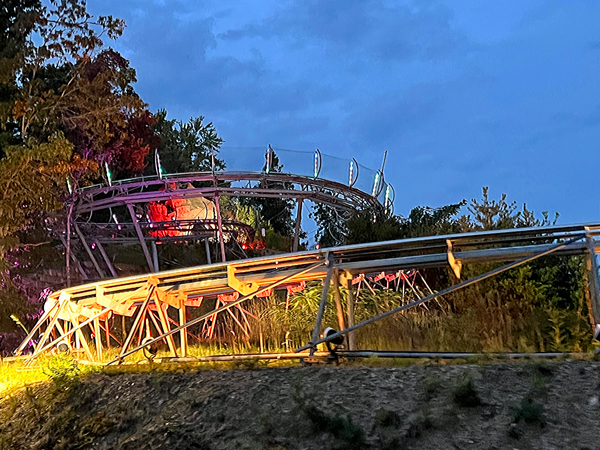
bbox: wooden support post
[214,194,227,262]
[309,253,334,356]
[153,296,178,357]
[332,269,345,331]
[293,199,303,252]
[204,238,212,264]
[345,273,356,351]
[74,223,106,278]
[179,301,188,357]
[95,240,117,277]
[127,203,156,273]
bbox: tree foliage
[150,109,224,175]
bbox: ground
[1,358,600,449]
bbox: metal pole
[345,274,356,350]
[585,230,600,332]
[204,238,212,264]
[60,235,88,280]
[293,199,303,252]
[93,317,103,361]
[332,269,345,331]
[127,203,156,272]
[309,253,334,355]
[214,194,227,262]
[66,202,73,286]
[73,223,106,278]
[179,300,188,357]
[95,239,117,277]
[151,241,160,272]
[297,235,585,352]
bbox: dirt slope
[2,359,600,450]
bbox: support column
[154,296,178,357]
[345,273,356,350]
[74,223,105,278]
[309,253,334,356]
[204,238,212,264]
[179,299,188,357]
[60,235,88,280]
[585,230,600,334]
[151,241,160,272]
[293,199,303,252]
[332,269,345,331]
[66,203,73,287]
[127,203,156,273]
[95,240,117,277]
[93,317,103,361]
[214,194,227,262]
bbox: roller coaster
[14,148,600,363]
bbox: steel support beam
[345,272,356,351]
[585,229,600,333]
[127,203,156,273]
[309,253,334,356]
[293,199,303,252]
[204,238,212,264]
[74,223,105,278]
[214,194,227,262]
[95,239,117,277]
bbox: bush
[511,397,545,426]
[452,375,482,407]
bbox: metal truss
[16,223,600,363]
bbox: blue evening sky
[89,0,600,225]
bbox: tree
[311,203,349,248]
[150,109,224,175]
[459,187,558,232]
[0,0,41,157]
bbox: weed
[303,404,366,449]
[375,408,401,427]
[424,374,439,401]
[510,397,545,426]
[293,383,366,450]
[452,374,482,407]
[43,353,81,389]
[405,408,434,439]
[531,374,547,395]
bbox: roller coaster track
[17,223,600,363]
[75,171,382,214]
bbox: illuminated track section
[16,223,600,363]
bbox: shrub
[452,374,482,407]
